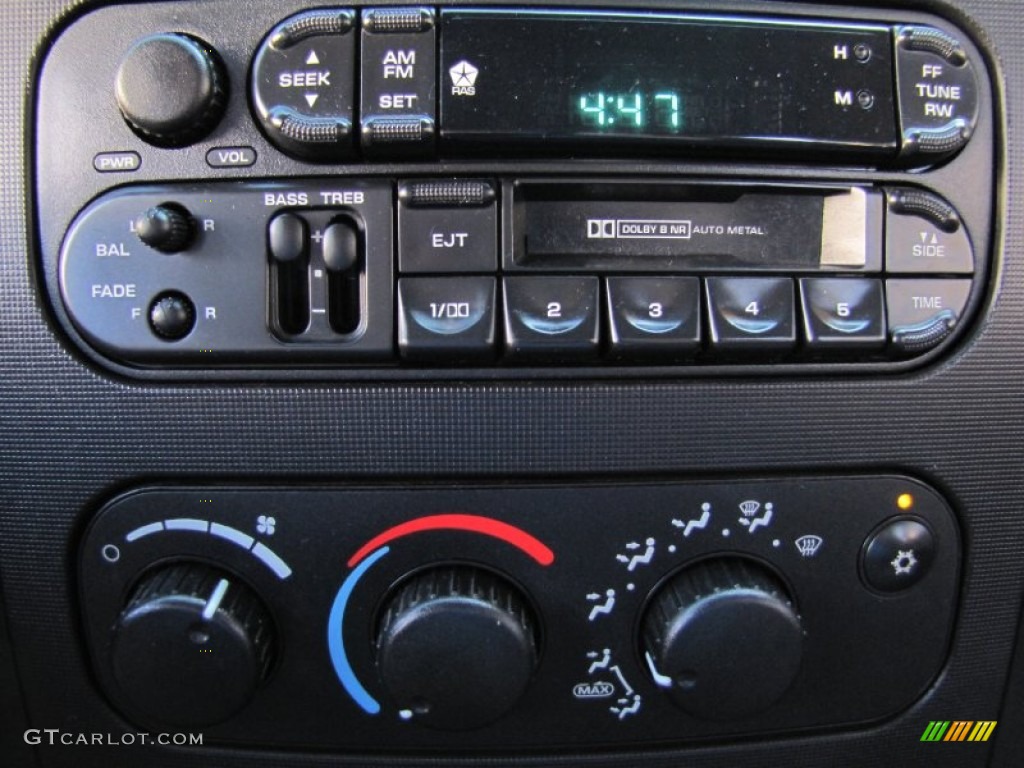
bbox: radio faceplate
[33,1,995,377]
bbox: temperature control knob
[115,33,227,146]
[375,566,538,730]
[110,562,274,727]
[642,558,802,720]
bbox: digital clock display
[576,92,683,131]
[440,10,897,155]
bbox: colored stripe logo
[921,721,997,742]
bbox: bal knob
[115,33,228,147]
[135,204,195,253]
[110,562,274,727]
[375,566,538,730]
[642,558,803,720]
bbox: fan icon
[256,515,276,536]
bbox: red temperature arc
[347,514,555,568]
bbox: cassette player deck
[33,1,995,376]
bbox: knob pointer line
[328,514,554,715]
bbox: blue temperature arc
[327,546,390,714]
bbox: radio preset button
[503,276,600,361]
[251,10,357,160]
[360,8,437,154]
[606,276,701,359]
[885,190,973,274]
[800,278,886,349]
[886,278,971,354]
[398,276,496,361]
[706,277,796,351]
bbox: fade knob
[115,33,228,147]
[110,562,274,727]
[375,566,538,730]
[642,558,803,720]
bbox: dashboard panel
[1,0,1023,767]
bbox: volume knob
[375,566,538,730]
[642,558,802,720]
[115,33,228,147]
[110,562,274,727]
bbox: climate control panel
[79,477,959,750]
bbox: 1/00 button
[398,277,496,362]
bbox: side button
[606,277,700,360]
[886,189,973,274]
[398,277,496,362]
[886,278,971,354]
[503,276,600,361]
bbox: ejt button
[398,186,497,273]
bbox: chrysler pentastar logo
[449,60,478,95]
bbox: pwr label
[587,219,692,239]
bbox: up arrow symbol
[306,50,320,66]
[305,93,320,108]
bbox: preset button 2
[503,276,600,361]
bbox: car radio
[33,1,994,376]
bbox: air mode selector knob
[375,566,538,730]
[110,562,275,727]
[642,558,802,720]
[115,33,228,147]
